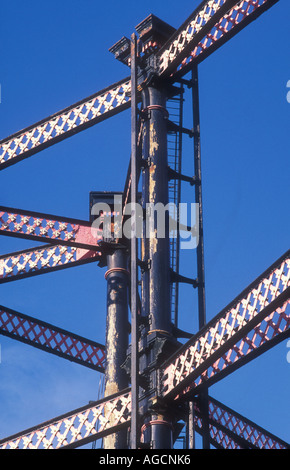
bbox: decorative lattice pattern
[194,300,290,392]
[0,77,131,169]
[0,207,101,250]
[194,396,289,449]
[159,0,276,77]
[207,397,289,449]
[0,306,106,372]
[0,244,100,283]
[161,251,290,399]
[158,0,232,75]
[0,389,131,449]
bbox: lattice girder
[157,0,238,76]
[161,251,290,401]
[0,305,106,372]
[0,389,131,449]
[0,244,101,284]
[0,206,102,251]
[160,0,279,79]
[0,77,131,170]
[194,396,290,449]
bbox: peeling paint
[150,122,159,155]
[149,163,157,203]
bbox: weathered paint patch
[150,122,159,155]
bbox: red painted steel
[0,305,106,372]
[1,387,288,449]
[0,244,101,284]
[158,0,279,78]
[0,206,102,250]
[207,397,289,449]
[0,0,285,450]
[0,389,131,449]
[0,1,278,173]
[158,0,238,76]
[0,77,131,170]
[195,396,289,449]
[161,251,290,400]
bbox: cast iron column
[141,83,173,449]
[103,248,129,449]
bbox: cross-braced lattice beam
[0,244,101,284]
[194,396,290,449]
[0,77,131,170]
[0,389,131,449]
[159,0,279,79]
[1,387,288,449]
[0,206,102,251]
[158,0,239,76]
[161,250,290,401]
[0,305,106,372]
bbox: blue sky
[0,0,289,448]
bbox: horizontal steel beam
[0,76,131,171]
[0,206,102,251]
[0,244,101,284]
[160,250,290,401]
[0,305,106,372]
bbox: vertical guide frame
[130,33,139,450]
[191,64,209,449]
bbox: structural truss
[0,0,288,451]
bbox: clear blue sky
[0,0,289,448]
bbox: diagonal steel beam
[0,1,279,172]
[159,0,279,79]
[0,386,288,449]
[160,250,290,401]
[158,0,239,77]
[0,388,131,449]
[192,299,290,393]
[0,244,101,284]
[0,206,102,251]
[0,76,131,171]
[194,396,289,449]
[0,305,106,372]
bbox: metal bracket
[168,167,200,186]
[167,119,194,137]
[138,258,151,273]
[170,269,198,288]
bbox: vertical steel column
[130,33,139,450]
[103,248,129,449]
[187,401,195,449]
[142,84,172,449]
[192,64,210,449]
[147,85,171,334]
